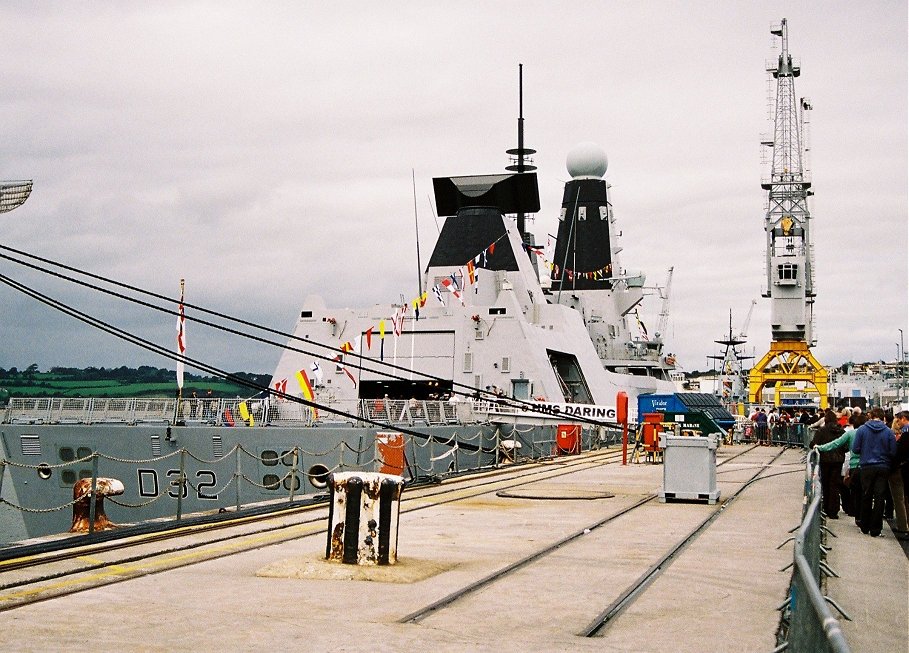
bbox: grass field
[0,370,267,400]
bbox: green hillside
[0,365,270,402]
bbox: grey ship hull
[0,410,591,543]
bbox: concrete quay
[2,445,906,652]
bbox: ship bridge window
[489,307,506,315]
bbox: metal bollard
[70,476,125,533]
[325,472,403,565]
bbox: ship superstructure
[546,143,676,386]
[271,162,677,409]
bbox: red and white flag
[393,305,407,337]
[332,355,357,388]
[441,277,463,305]
[176,279,186,389]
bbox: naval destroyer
[1,141,677,544]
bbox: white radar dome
[566,142,608,179]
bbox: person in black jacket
[892,410,909,539]
[810,409,846,518]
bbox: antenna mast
[506,63,537,246]
[412,169,423,299]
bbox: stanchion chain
[0,495,81,513]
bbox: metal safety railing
[774,448,851,653]
[734,420,810,448]
[2,397,476,428]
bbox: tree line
[0,365,271,396]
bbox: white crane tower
[748,18,828,408]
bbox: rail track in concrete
[396,444,796,638]
[0,446,625,610]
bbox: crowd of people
[810,406,909,540]
[747,405,823,444]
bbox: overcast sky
[0,1,906,378]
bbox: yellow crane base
[748,340,828,409]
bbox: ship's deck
[1,444,905,652]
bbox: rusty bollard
[326,472,403,565]
[70,477,125,533]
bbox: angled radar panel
[433,173,540,217]
[0,180,33,213]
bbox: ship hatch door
[547,350,593,404]
[512,378,531,400]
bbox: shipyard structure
[748,18,828,408]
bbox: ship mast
[505,63,537,250]
[748,18,828,408]
[710,304,755,410]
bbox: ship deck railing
[3,396,633,430]
[357,398,464,426]
[2,397,483,428]
[3,397,183,426]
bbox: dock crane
[738,299,756,341]
[748,18,828,408]
[654,266,673,342]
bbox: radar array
[0,180,33,213]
